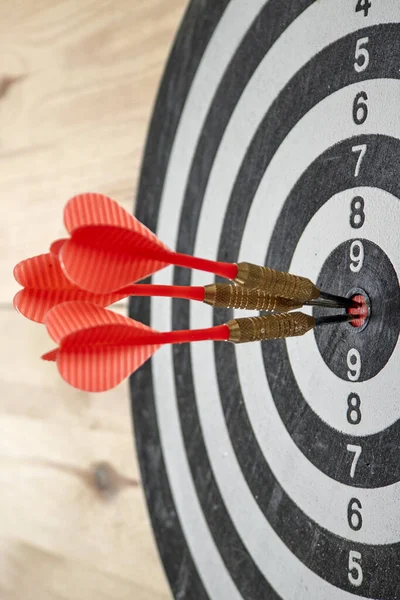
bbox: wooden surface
[0,1,187,598]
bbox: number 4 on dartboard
[356,0,372,17]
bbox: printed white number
[350,240,364,273]
[348,550,363,587]
[352,144,367,177]
[354,37,370,73]
[347,348,361,381]
[347,444,362,479]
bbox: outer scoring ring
[132,1,400,599]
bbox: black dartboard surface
[130,1,400,598]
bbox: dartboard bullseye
[130,1,400,598]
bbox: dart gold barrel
[227,312,316,344]
[203,284,303,312]
[234,262,320,303]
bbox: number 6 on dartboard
[348,498,363,531]
[353,92,368,125]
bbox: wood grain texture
[1,1,187,598]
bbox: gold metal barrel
[227,312,316,344]
[203,284,303,312]
[234,262,320,303]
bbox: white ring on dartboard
[223,93,400,546]
[151,1,270,598]
[188,19,399,487]
[222,135,399,490]
[287,188,399,436]
[137,1,400,599]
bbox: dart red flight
[41,302,325,392]
[58,193,325,305]
[42,302,227,392]
[57,192,237,293]
[13,253,130,323]
[13,252,211,324]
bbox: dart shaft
[170,251,238,280]
[122,284,205,302]
[123,325,230,346]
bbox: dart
[13,252,314,324]
[57,193,354,309]
[42,302,355,392]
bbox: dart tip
[316,291,362,310]
[315,314,356,327]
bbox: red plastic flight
[13,253,128,323]
[13,252,206,323]
[59,193,238,293]
[43,303,228,392]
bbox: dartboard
[129,1,400,598]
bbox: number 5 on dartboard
[354,37,369,73]
[348,551,363,587]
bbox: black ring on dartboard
[261,135,400,489]
[131,1,230,599]
[131,3,400,600]
[172,25,400,600]
[313,238,399,381]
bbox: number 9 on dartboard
[131,1,400,598]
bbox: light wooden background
[0,1,187,598]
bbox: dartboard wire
[135,3,400,600]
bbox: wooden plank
[0,0,189,597]
[0,308,171,599]
[0,539,168,600]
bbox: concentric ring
[132,1,400,599]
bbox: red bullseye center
[347,294,369,328]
